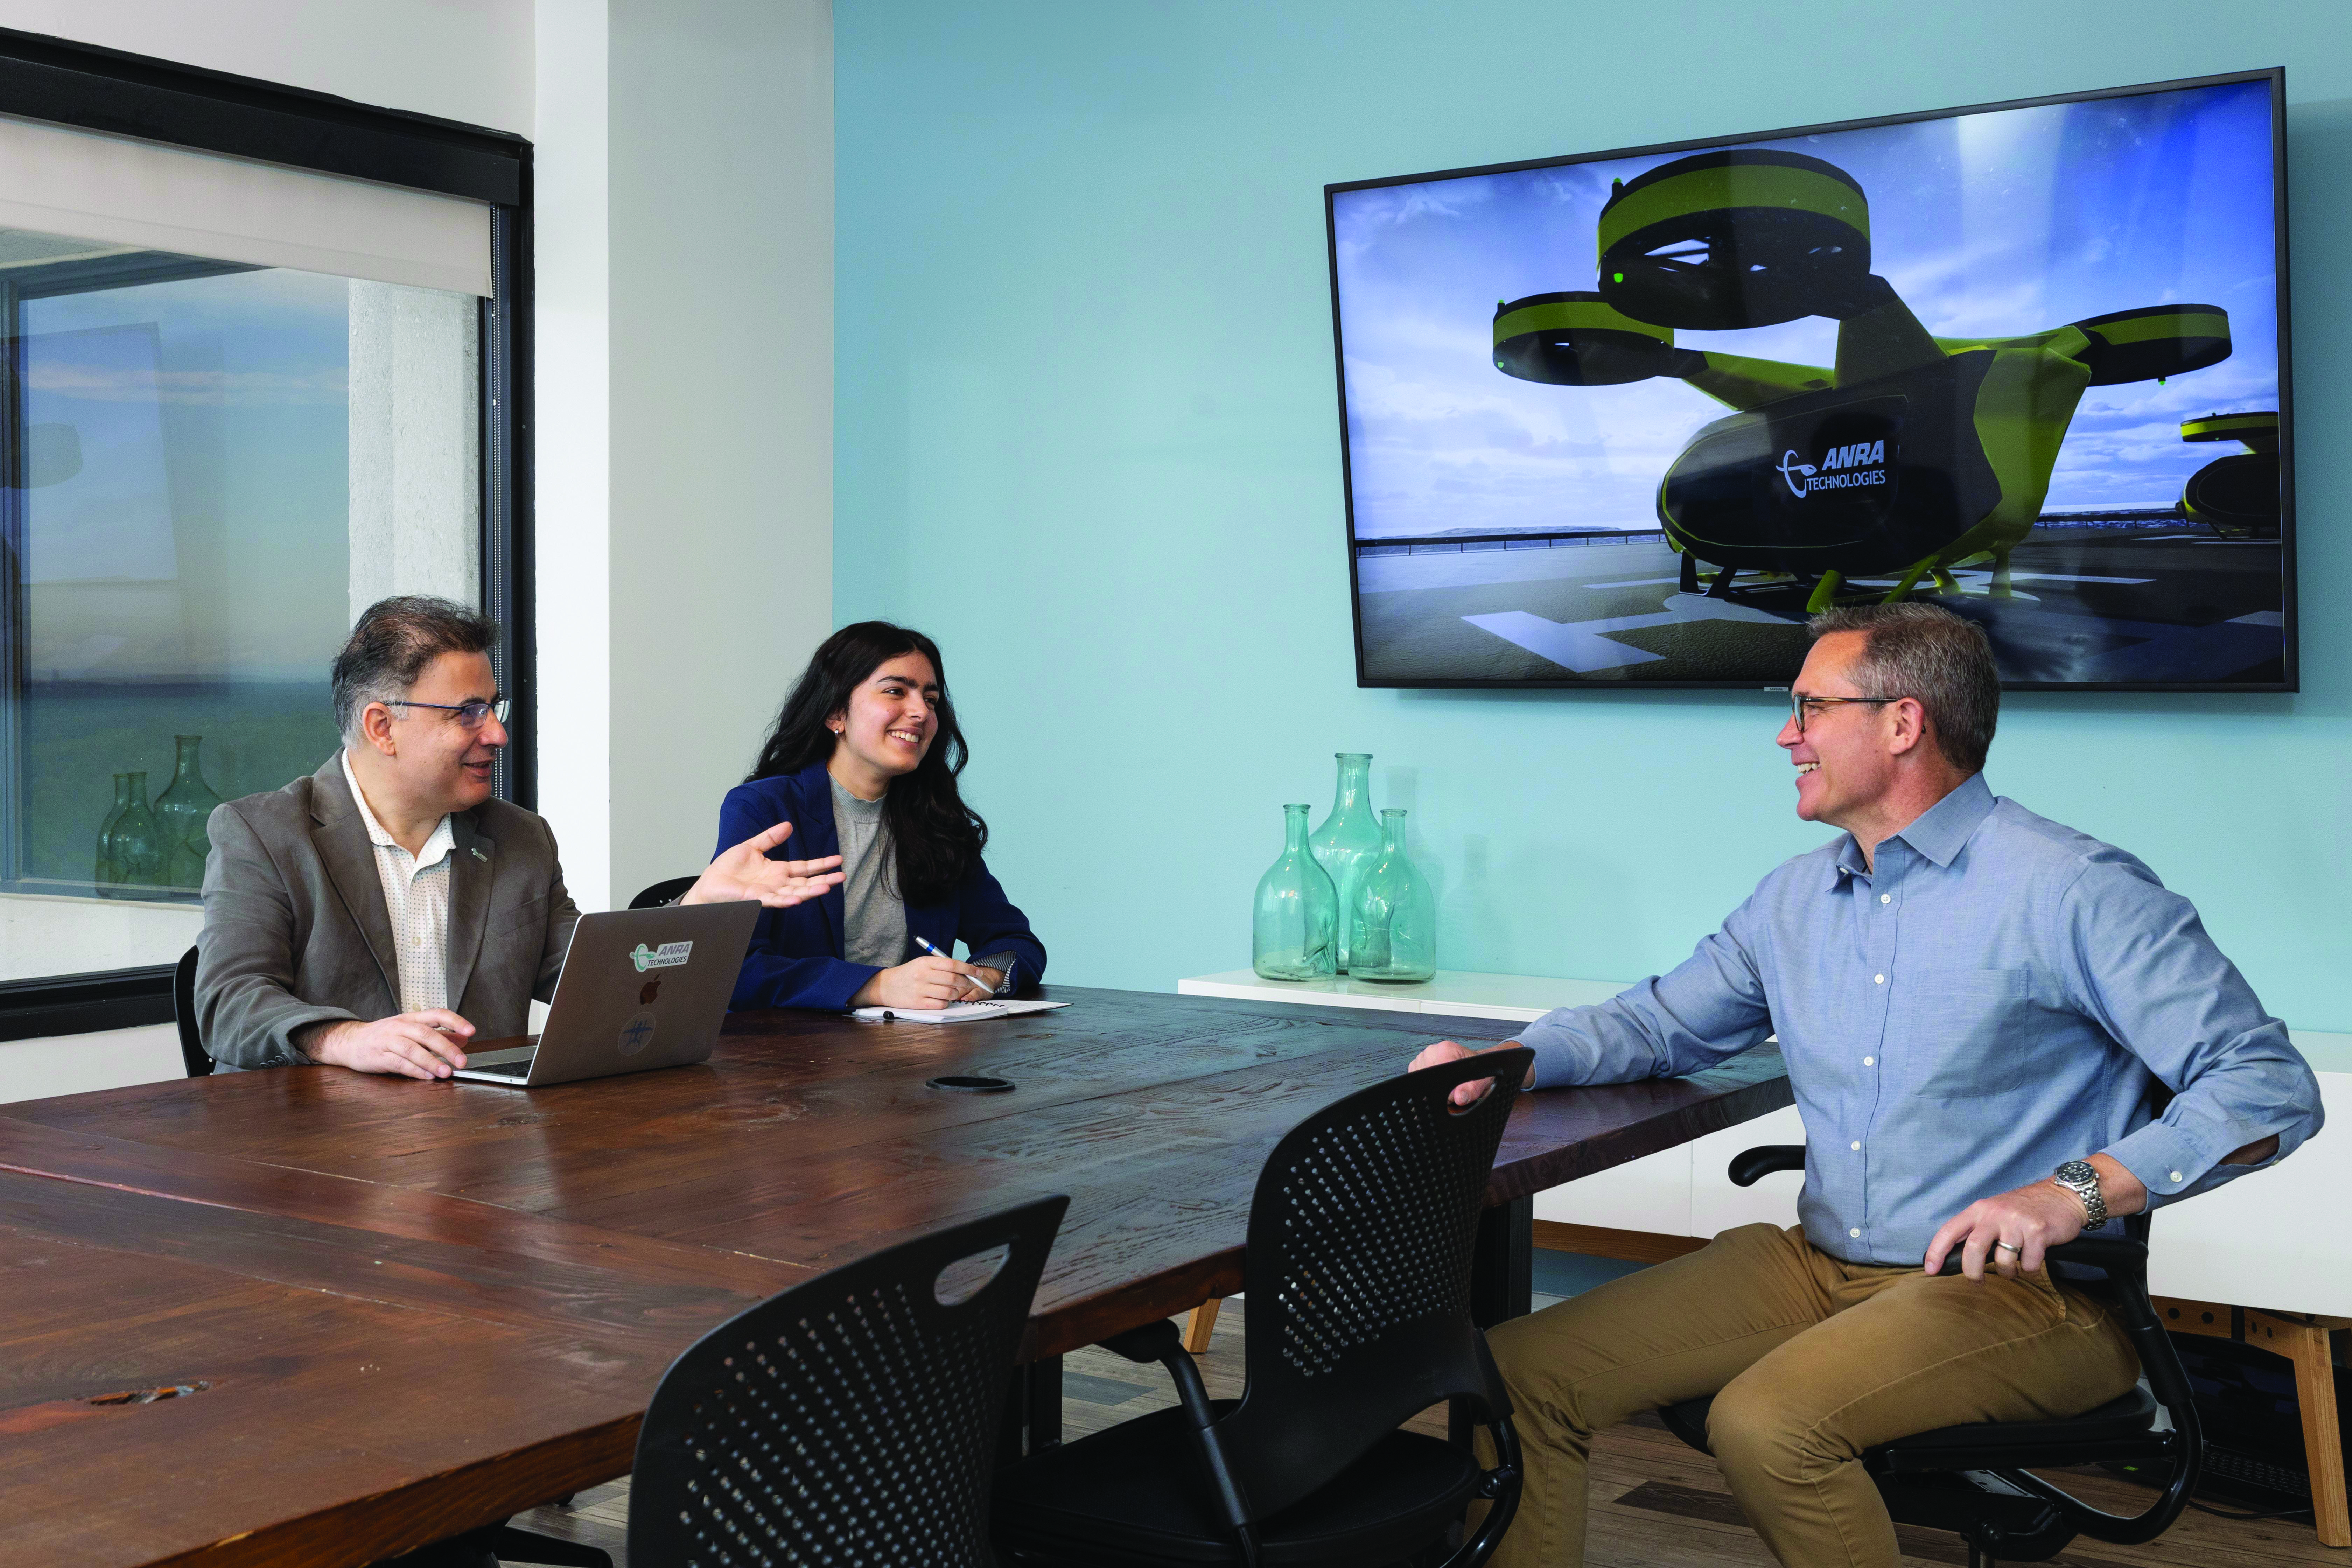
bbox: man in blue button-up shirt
[1418,603,2323,1568]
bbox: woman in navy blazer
[718,621,1045,1012]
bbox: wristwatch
[2051,1160,2107,1228]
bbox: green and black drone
[1493,149,2238,609]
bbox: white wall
[533,0,616,911]
[0,1023,185,1106]
[0,1,535,132]
[606,0,835,904]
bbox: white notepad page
[849,999,1071,1024]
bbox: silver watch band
[2052,1159,2107,1228]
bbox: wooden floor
[504,1298,2344,1567]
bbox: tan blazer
[194,754,580,1070]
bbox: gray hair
[331,595,498,740]
[1806,602,1998,774]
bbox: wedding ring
[1993,1241,2021,1255]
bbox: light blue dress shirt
[1518,773,2325,1265]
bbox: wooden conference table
[0,987,1790,1568]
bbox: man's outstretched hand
[1408,1039,1534,1106]
[683,820,846,908]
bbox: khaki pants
[1480,1223,2139,1568]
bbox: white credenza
[1178,968,2352,1317]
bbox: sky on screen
[1331,79,2278,539]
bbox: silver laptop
[452,902,760,1087]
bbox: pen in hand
[913,934,995,1000]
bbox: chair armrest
[1729,1146,1806,1186]
[2045,1236,2149,1279]
[1088,1318,1253,1538]
[1100,1319,1186,1365]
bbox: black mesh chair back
[1212,1048,1534,1522]
[630,875,701,910]
[173,946,213,1077]
[630,1194,1069,1568]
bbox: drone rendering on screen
[1491,148,2235,611]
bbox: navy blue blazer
[717,762,1046,1011]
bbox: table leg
[1184,1297,1223,1353]
[1455,1195,1534,1450]
[2282,1321,2346,1547]
[1471,1194,1534,1329]
[997,1356,1064,1467]
[1029,1354,1063,1453]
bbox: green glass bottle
[1253,803,1339,981]
[1308,752,1381,971]
[94,772,132,896]
[1347,808,1437,983]
[112,771,166,895]
[156,734,225,890]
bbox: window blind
[0,110,491,296]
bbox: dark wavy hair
[332,595,497,740]
[746,622,986,904]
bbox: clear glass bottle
[112,771,166,895]
[1347,808,1437,983]
[94,772,132,896]
[1308,752,1381,971]
[156,734,224,889]
[1253,803,1340,981]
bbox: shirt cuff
[969,951,1019,995]
[2100,1118,2220,1207]
[1514,1007,1603,1089]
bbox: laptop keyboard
[468,1059,532,1079]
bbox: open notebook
[849,999,1071,1025]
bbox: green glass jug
[1252,804,1340,981]
[1347,808,1437,983]
[1308,752,1381,972]
[156,734,225,889]
[94,772,132,895]
[112,771,166,895]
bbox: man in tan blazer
[197,596,842,1077]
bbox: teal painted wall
[835,2,2352,1026]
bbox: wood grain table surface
[0,986,1790,1568]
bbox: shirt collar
[341,750,455,869]
[1892,772,1995,867]
[1822,772,1995,887]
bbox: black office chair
[628,1193,1071,1567]
[1658,1146,2201,1568]
[628,876,699,910]
[991,1049,1536,1568]
[172,945,213,1077]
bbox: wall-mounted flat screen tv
[1326,70,2294,691]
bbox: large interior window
[0,29,529,1032]
[0,234,482,983]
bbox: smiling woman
[715,622,1048,1014]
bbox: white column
[532,0,615,913]
[347,279,481,623]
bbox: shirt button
[1850,1228,1861,1238]
[2170,1171,2184,1182]
[1880,893,1890,904]
[1874,974,1885,984]
[1863,1056,1874,1066]
[1850,1141,1862,1151]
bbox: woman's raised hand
[683,820,845,908]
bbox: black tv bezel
[1324,67,2296,695]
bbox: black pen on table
[913,934,995,1000]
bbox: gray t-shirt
[832,778,909,969]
